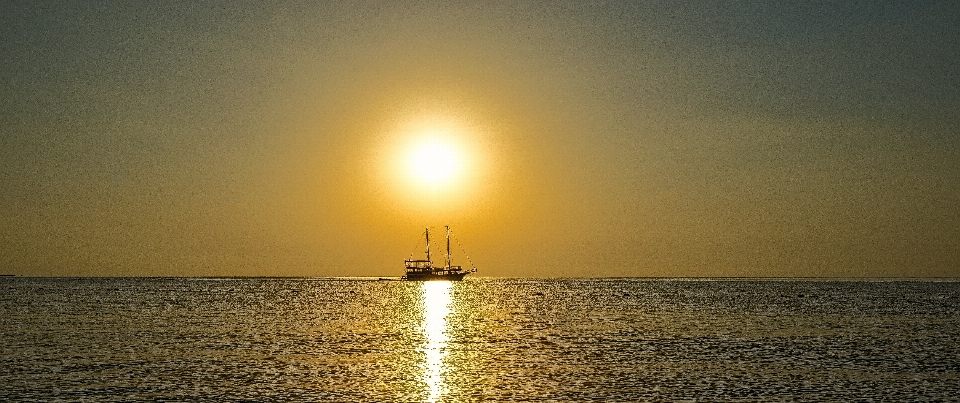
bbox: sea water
[2,277,959,401]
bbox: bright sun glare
[382,120,486,211]
[406,137,464,189]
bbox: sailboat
[403,226,477,281]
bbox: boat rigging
[403,226,477,281]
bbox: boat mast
[425,227,431,264]
[445,225,452,269]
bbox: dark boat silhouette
[403,226,477,281]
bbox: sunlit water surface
[3,278,959,401]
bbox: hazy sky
[3,1,959,277]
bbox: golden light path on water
[420,281,453,402]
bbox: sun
[405,136,465,189]
[377,118,488,213]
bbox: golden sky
[2,1,959,277]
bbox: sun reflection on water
[420,281,452,402]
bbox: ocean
[2,277,959,401]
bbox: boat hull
[403,272,470,281]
